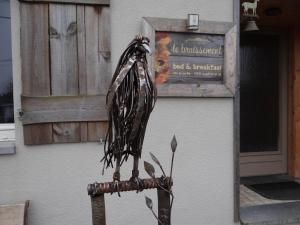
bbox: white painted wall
[0,0,236,225]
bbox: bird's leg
[112,158,121,197]
[130,155,144,192]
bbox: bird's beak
[142,43,152,55]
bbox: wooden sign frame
[142,17,237,97]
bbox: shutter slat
[21,3,53,145]
[88,122,108,142]
[20,0,110,5]
[49,4,81,143]
[77,5,88,141]
[49,4,78,96]
[53,123,81,143]
[21,95,107,124]
[85,6,110,142]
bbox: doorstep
[240,201,300,225]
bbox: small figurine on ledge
[242,0,259,17]
[241,0,260,32]
[102,35,157,195]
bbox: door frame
[233,0,240,222]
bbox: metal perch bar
[87,177,172,196]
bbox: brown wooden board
[20,2,110,145]
[20,0,109,5]
[21,95,107,124]
[49,3,80,143]
[20,3,53,145]
[77,5,88,141]
[143,17,237,97]
[85,6,110,142]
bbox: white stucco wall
[0,0,235,225]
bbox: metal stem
[169,152,175,180]
[159,164,167,178]
[151,208,164,225]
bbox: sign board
[155,32,225,85]
[143,17,237,97]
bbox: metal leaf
[144,161,155,178]
[150,152,161,166]
[171,135,177,152]
[145,196,153,209]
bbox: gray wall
[0,0,236,225]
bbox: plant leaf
[150,152,161,166]
[144,161,155,178]
[171,135,177,152]
[145,196,153,209]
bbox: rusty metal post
[157,188,171,225]
[90,194,106,225]
[88,184,106,225]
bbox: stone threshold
[240,201,300,225]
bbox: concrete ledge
[0,141,16,155]
[241,201,300,225]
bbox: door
[240,31,288,177]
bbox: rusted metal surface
[91,194,106,225]
[157,188,171,225]
[87,177,172,196]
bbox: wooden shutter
[20,0,110,145]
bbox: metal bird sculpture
[102,35,157,192]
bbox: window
[0,0,15,154]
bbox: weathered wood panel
[21,95,107,124]
[50,4,78,95]
[77,5,88,141]
[20,2,110,144]
[53,122,81,143]
[88,121,108,142]
[224,25,237,95]
[98,7,111,60]
[85,6,110,95]
[23,124,53,145]
[20,0,110,5]
[0,201,29,225]
[77,5,87,95]
[21,3,53,145]
[49,4,80,143]
[85,6,110,141]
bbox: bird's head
[134,35,152,55]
